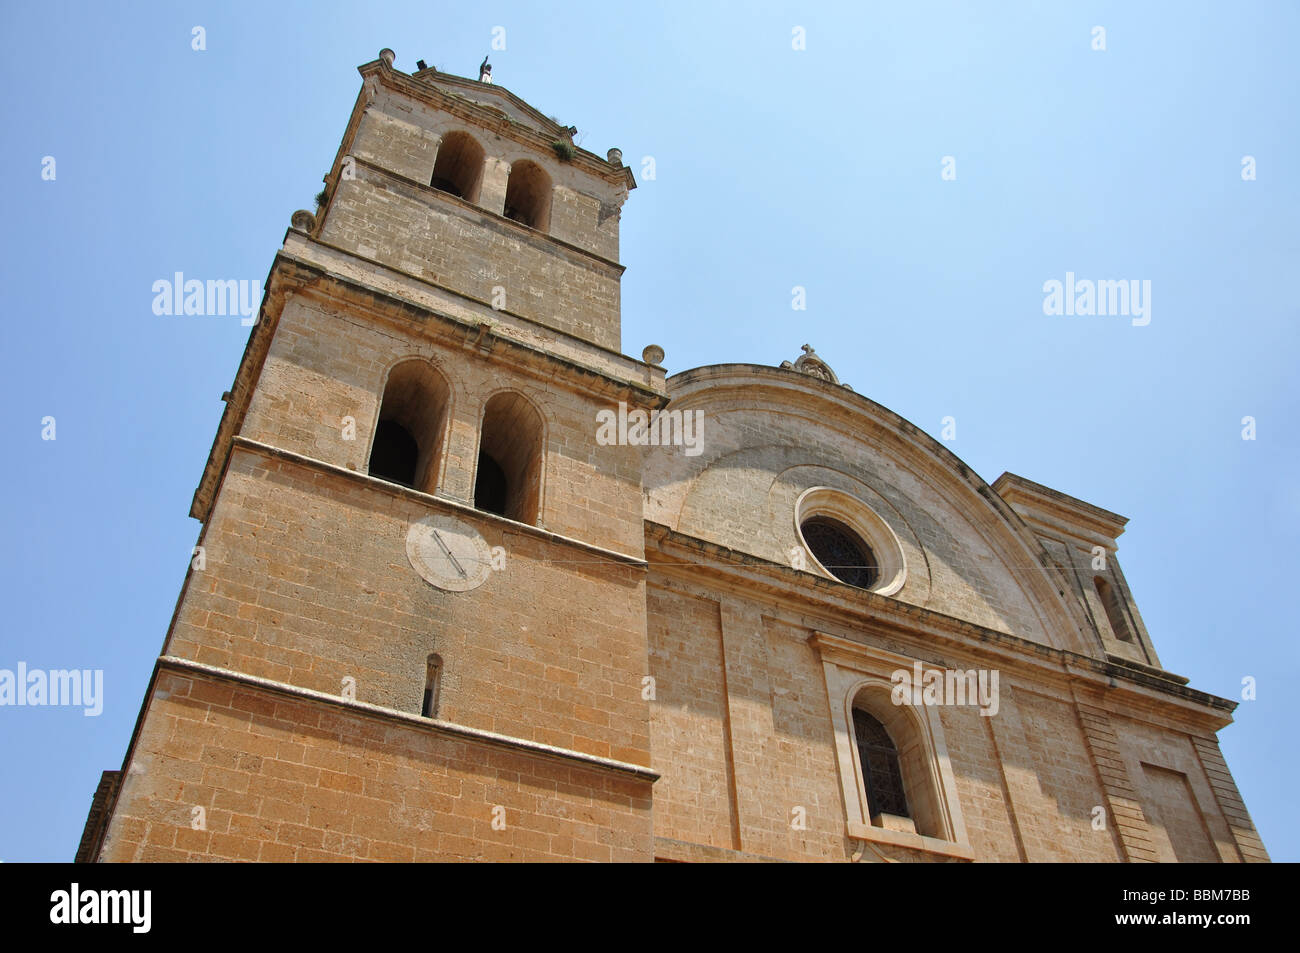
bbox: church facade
[78,52,1268,863]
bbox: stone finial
[642,344,665,366]
[607,148,623,167]
[780,343,850,389]
[290,210,317,232]
[379,48,396,68]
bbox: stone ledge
[344,154,627,273]
[846,821,975,860]
[231,436,649,569]
[993,471,1128,548]
[157,655,660,783]
[360,58,637,191]
[645,523,1237,726]
[278,232,664,398]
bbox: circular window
[800,516,878,589]
[794,487,907,596]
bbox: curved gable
[644,364,1096,653]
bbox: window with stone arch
[474,391,544,525]
[847,684,948,839]
[430,130,486,202]
[810,632,973,859]
[502,159,552,232]
[853,707,910,821]
[367,359,451,495]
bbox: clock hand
[431,529,468,578]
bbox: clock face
[406,514,494,592]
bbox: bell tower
[83,50,666,863]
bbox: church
[77,51,1268,863]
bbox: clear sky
[1,1,1295,862]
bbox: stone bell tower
[81,50,666,863]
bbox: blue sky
[1,1,1295,862]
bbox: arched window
[473,453,508,516]
[430,131,485,202]
[475,392,543,524]
[853,708,910,820]
[1094,576,1134,643]
[369,419,418,488]
[502,160,552,232]
[368,359,450,494]
[815,639,974,859]
[848,686,946,840]
[421,654,443,718]
[801,515,878,589]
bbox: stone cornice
[279,230,659,392]
[643,521,1236,732]
[190,242,667,523]
[158,655,659,782]
[188,258,288,522]
[343,154,628,275]
[666,364,1102,656]
[992,471,1128,549]
[359,58,637,192]
[232,437,650,568]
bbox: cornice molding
[992,471,1128,548]
[358,58,637,191]
[157,655,659,781]
[340,155,628,274]
[665,364,1102,655]
[643,521,1235,732]
[231,437,650,568]
[190,245,667,523]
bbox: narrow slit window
[421,655,443,718]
